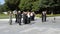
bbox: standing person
[32,12,35,21]
[45,11,47,22]
[17,11,22,25]
[30,12,33,21]
[42,11,45,22]
[9,11,12,25]
[23,12,27,24]
[42,11,46,22]
[27,12,31,24]
[13,10,18,23]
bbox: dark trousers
[30,16,33,21]
[42,16,46,22]
[23,19,27,24]
[17,18,19,23]
[32,15,35,21]
[45,16,46,21]
[15,14,17,23]
[27,18,30,24]
[18,18,21,25]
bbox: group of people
[9,10,47,25]
[15,11,35,25]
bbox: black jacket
[17,13,22,19]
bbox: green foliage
[5,0,20,11]
[40,0,60,8]
[3,0,60,12]
[0,3,9,13]
[32,0,40,11]
[19,0,32,11]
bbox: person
[42,11,44,22]
[27,12,31,24]
[44,11,46,21]
[23,12,27,24]
[9,11,12,25]
[17,11,22,25]
[42,11,46,22]
[30,12,33,21]
[32,12,35,21]
[13,10,18,23]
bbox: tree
[4,0,60,13]
[5,0,20,11]
[0,4,7,13]
[19,0,32,11]
[32,0,40,11]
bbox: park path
[0,17,60,34]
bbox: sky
[0,0,5,4]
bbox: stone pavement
[0,17,60,34]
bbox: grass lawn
[0,14,15,19]
[0,14,60,19]
[36,14,60,18]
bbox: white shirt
[13,10,17,14]
[27,13,30,18]
[31,13,33,16]
[42,11,46,15]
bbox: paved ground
[0,17,60,34]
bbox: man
[23,12,27,24]
[17,11,22,25]
[9,11,12,25]
[32,12,35,21]
[42,11,46,22]
[13,10,18,23]
[44,11,47,21]
[27,12,31,24]
[30,12,33,21]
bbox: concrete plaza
[0,17,60,34]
